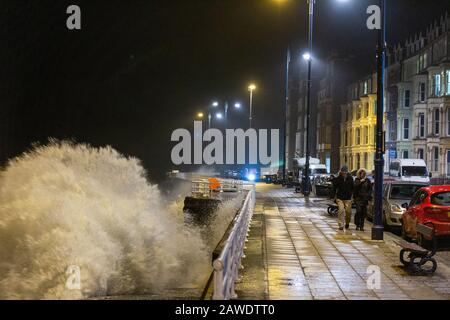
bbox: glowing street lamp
[216,112,223,120]
[197,112,204,119]
[234,103,241,109]
[248,84,256,129]
[302,52,311,61]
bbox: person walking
[353,169,373,231]
[331,166,354,231]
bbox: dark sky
[1,0,449,181]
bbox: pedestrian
[331,166,354,231]
[353,168,373,231]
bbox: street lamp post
[372,0,386,241]
[283,48,291,183]
[248,84,256,129]
[302,0,315,197]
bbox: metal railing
[212,186,255,300]
[191,179,244,198]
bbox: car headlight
[390,204,404,214]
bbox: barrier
[212,186,255,300]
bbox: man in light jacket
[331,166,354,230]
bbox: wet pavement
[235,184,450,300]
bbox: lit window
[447,70,450,95]
[435,74,442,96]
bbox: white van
[389,159,431,183]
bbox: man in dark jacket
[331,166,354,230]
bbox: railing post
[213,260,225,300]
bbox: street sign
[389,149,397,159]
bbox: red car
[402,185,450,246]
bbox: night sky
[1,0,449,182]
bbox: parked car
[312,174,334,197]
[367,181,429,229]
[402,185,450,246]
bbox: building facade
[340,74,378,172]
[338,14,450,179]
[316,53,355,173]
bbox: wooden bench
[396,223,438,276]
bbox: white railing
[191,179,243,198]
[212,186,255,300]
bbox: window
[435,74,442,96]
[410,190,428,207]
[356,154,361,169]
[448,110,450,136]
[403,118,409,140]
[419,83,426,102]
[418,113,425,138]
[431,192,450,206]
[356,105,362,119]
[356,128,361,145]
[402,150,409,159]
[417,148,424,160]
[404,90,410,107]
[345,130,348,146]
[447,150,450,176]
[434,109,440,135]
[365,103,369,117]
[433,147,439,172]
[390,185,426,200]
[365,126,369,144]
[364,153,368,169]
[447,70,450,95]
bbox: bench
[396,223,438,276]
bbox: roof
[391,159,427,166]
[423,185,450,193]
[384,180,430,186]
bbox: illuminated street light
[216,112,223,120]
[248,84,256,128]
[197,112,204,119]
[234,103,241,109]
[212,101,219,107]
[302,52,311,61]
